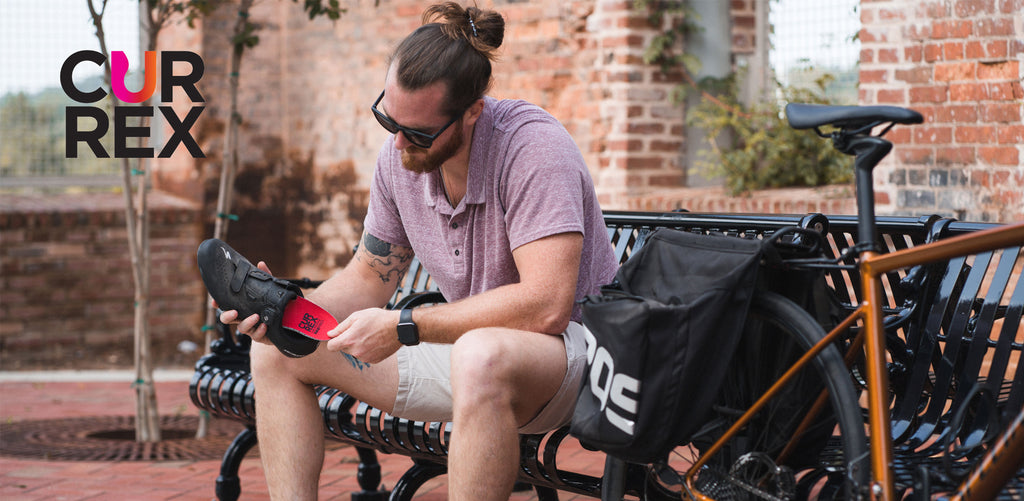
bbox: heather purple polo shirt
[363,97,617,322]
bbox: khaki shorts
[391,322,587,435]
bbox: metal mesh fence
[769,0,860,104]
[1,0,140,188]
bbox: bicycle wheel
[644,290,869,500]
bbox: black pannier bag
[570,228,763,463]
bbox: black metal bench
[859,217,1024,497]
[189,210,1023,500]
[801,214,1023,498]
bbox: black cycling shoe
[197,238,318,358]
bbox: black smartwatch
[397,308,420,346]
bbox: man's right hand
[217,260,273,343]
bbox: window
[769,0,860,104]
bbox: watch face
[398,324,419,345]
[398,309,419,346]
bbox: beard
[401,122,465,174]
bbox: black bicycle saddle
[786,103,923,130]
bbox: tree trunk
[88,0,161,442]
[131,155,158,442]
[197,0,255,439]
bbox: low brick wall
[0,192,205,370]
[627,185,858,215]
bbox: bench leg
[601,456,626,501]
[352,446,390,501]
[534,485,560,501]
[216,426,258,501]
[389,459,446,501]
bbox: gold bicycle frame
[684,221,1024,501]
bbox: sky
[0,0,141,97]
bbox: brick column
[860,0,1023,222]
[589,0,686,207]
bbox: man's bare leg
[252,341,325,500]
[447,328,568,501]
[250,339,401,500]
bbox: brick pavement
[0,373,605,500]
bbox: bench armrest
[391,291,447,310]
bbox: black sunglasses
[371,91,459,149]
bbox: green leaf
[679,53,701,78]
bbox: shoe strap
[230,260,251,293]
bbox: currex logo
[61,49,205,159]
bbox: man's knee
[250,341,300,381]
[451,328,514,394]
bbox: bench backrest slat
[888,243,1023,448]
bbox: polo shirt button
[454,249,460,256]
[451,222,458,229]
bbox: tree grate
[0,415,250,461]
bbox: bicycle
[601,104,1024,500]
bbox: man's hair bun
[423,2,504,61]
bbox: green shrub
[685,75,852,195]
[635,0,853,195]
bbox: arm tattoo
[363,232,393,257]
[357,232,413,284]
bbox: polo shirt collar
[464,96,494,206]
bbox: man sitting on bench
[217,2,617,499]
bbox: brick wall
[0,193,204,369]
[628,185,858,214]
[859,0,1023,222]
[10,1,1018,369]
[154,0,768,278]
[151,0,1021,279]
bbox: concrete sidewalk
[0,371,602,500]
